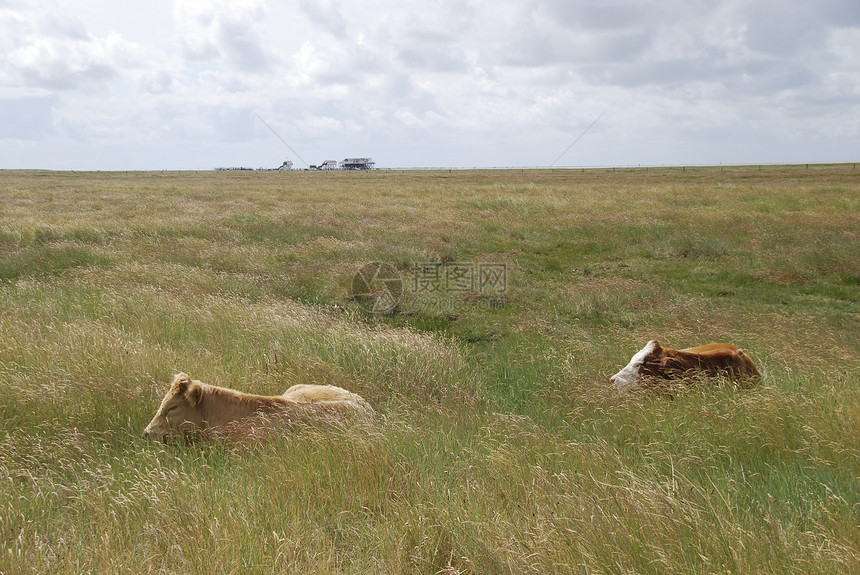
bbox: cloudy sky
[1,0,858,170]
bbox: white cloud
[3,10,118,91]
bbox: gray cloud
[0,96,55,139]
[138,70,175,94]
[297,0,348,38]
[742,2,830,56]
[217,19,269,72]
[396,46,469,73]
[538,0,674,30]
[0,0,858,169]
[174,0,270,72]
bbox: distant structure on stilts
[339,158,375,170]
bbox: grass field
[0,165,858,574]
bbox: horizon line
[1,161,857,173]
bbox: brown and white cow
[610,340,760,388]
[144,373,375,441]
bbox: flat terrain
[0,166,858,574]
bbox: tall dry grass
[0,166,857,573]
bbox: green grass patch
[0,245,112,281]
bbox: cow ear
[173,373,192,393]
[187,382,203,406]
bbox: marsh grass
[0,166,857,573]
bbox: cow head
[144,373,206,441]
[610,340,664,388]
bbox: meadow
[0,165,857,574]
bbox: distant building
[340,157,375,170]
[320,160,338,170]
[278,160,293,170]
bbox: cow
[144,373,375,442]
[610,340,760,389]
